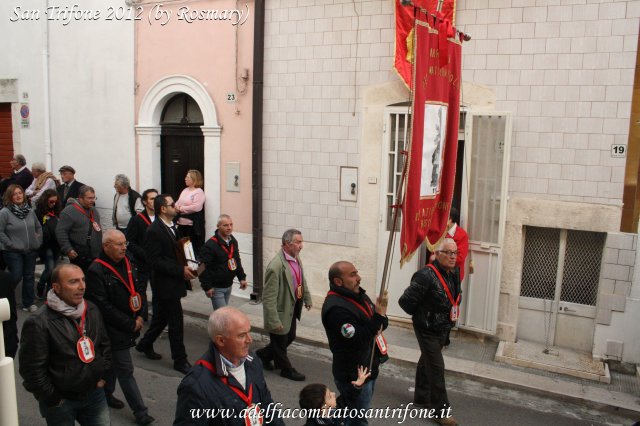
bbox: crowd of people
[0,153,466,426]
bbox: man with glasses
[85,229,154,425]
[135,194,196,375]
[399,238,461,426]
[56,185,103,273]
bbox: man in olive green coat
[256,229,312,381]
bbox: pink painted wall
[135,0,254,233]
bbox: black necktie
[63,183,69,199]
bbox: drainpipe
[251,0,265,302]
[43,0,53,170]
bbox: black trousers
[138,297,187,362]
[413,326,450,412]
[257,299,302,372]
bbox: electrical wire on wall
[351,0,360,117]
[234,0,249,115]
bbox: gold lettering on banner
[413,201,450,229]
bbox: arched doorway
[160,93,204,199]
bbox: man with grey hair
[256,229,312,381]
[0,153,33,195]
[56,185,102,273]
[25,162,59,206]
[174,307,284,425]
[112,174,143,232]
[399,238,461,426]
[199,214,248,310]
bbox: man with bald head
[321,261,388,426]
[399,238,461,426]
[174,307,284,425]
[86,229,153,425]
[19,263,111,425]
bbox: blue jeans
[210,286,232,310]
[334,378,376,426]
[38,387,110,426]
[4,250,38,308]
[105,348,148,419]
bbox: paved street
[10,310,634,425]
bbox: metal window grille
[520,226,604,307]
[520,226,560,300]
[560,230,605,306]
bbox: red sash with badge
[94,257,142,312]
[72,203,101,232]
[73,303,96,363]
[287,260,304,300]
[211,236,237,271]
[427,264,461,321]
[326,291,388,356]
[137,212,151,226]
[196,360,263,426]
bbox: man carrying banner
[399,238,460,426]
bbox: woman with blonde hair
[175,169,205,251]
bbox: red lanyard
[427,264,460,307]
[326,291,373,318]
[46,211,56,217]
[195,360,254,406]
[71,303,88,337]
[72,204,95,224]
[286,260,301,286]
[94,257,136,296]
[137,213,151,226]
[211,237,234,260]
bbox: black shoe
[105,394,125,409]
[174,360,192,375]
[135,414,155,425]
[256,352,274,371]
[136,344,162,360]
[280,368,305,381]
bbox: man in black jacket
[174,306,284,426]
[399,238,461,426]
[321,261,388,426]
[0,154,34,195]
[85,229,154,425]
[125,188,158,316]
[57,165,85,206]
[135,194,196,374]
[199,214,248,310]
[19,263,111,426]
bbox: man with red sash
[85,229,154,425]
[321,261,388,426]
[399,238,461,426]
[125,188,158,316]
[19,263,111,425]
[256,229,312,381]
[174,307,284,426]
[56,185,103,273]
[199,214,248,310]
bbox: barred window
[520,226,604,306]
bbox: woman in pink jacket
[175,169,205,252]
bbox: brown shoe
[435,416,458,426]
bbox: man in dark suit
[57,165,85,205]
[135,194,196,374]
[0,154,34,195]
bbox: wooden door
[160,125,204,199]
[0,104,14,179]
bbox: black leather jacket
[398,260,461,335]
[198,230,247,290]
[19,301,111,405]
[85,252,148,349]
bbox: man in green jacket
[256,229,312,381]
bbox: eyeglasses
[438,250,458,257]
[167,203,176,208]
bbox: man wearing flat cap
[57,166,85,206]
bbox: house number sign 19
[611,144,627,158]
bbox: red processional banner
[400,14,462,263]
[394,0,457,88]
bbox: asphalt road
[9,309,635,425]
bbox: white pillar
[0,298,18,426]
